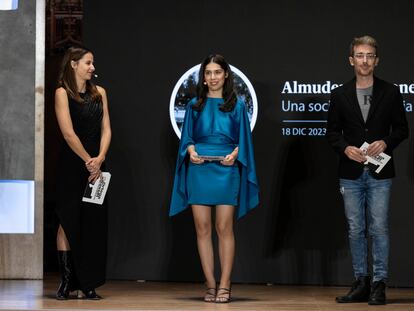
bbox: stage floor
[1,277,414,311]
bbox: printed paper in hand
[360,142,391,174]
[82,172,111,205]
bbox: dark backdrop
[81,0,414,286]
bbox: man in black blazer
[327,35,408,305]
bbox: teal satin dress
[169,97,259,219]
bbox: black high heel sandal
[215,287,231,303]
[204,287,216,303]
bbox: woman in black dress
[54,46,111,300]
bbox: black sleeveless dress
[55,91,107,291]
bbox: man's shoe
[368,280,386,305]
[336,276,371,303]
[82,289,103,300]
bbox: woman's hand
[85,156,104,173]
[221,154,236,166]
[221,147,238,166]
[189,151,204,164]
[188,145,204,164]
[88,169,102,183]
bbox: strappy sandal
[204,287,216,303]
[215,287,231,303]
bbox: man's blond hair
[349,35,378,56]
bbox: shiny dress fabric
[55,91,107,290]
[169,97,259,219]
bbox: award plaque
[197,155,226,161]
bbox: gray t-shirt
[356,86,373,122]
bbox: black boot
[368,280,386,305]
[336,276,371,303]
[56,251,73,300]
[82,289,103,300]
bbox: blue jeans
[340,169,392,282]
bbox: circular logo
[169,64,258,138]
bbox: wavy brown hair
[58,46,102,103]
[192,54,237,112]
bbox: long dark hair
[192,54,237,112]
[58,46,102,103]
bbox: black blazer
[326,76,409,179]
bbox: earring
[203,81,207,85]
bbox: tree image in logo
[169,64,258,138]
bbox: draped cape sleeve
[235,101,259,218]
[169,99,196,216]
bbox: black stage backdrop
[82,0,414,286]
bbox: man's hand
[366,140,387,157]
[344,146,367,163]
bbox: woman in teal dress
[169,54,259,303]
